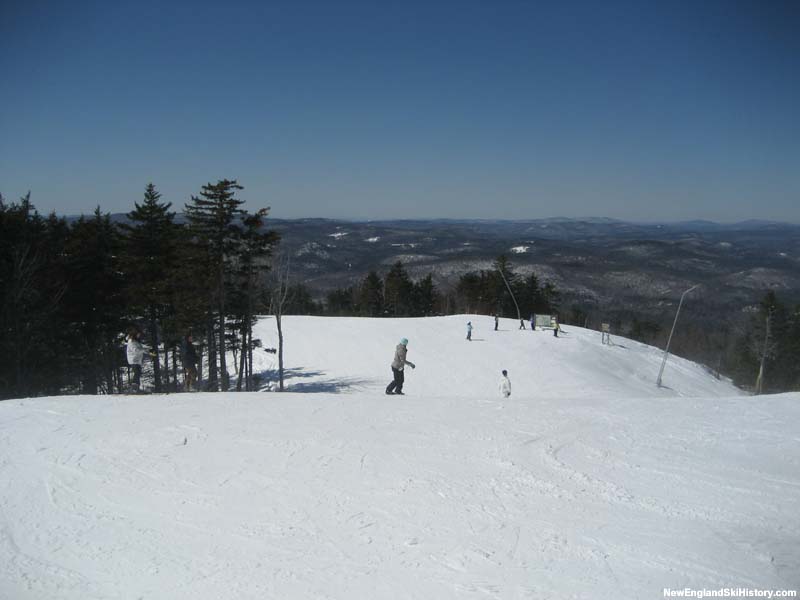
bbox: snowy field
[1,316,798,599]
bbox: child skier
[499,369,511,398]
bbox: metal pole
[656,284,698,387]
[497,267,522,322]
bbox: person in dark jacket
[183,333,199,391]
[494,315,499,331]
[386,338,415,395]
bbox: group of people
[126,326,516,398]
[124,328,199,393]
[470,316,562,339]
[385,337,512,398]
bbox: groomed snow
[1,316,798,599]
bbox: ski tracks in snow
[1,390,799,598]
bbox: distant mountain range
[95,214,800,322]
[260,218,800,315]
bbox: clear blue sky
[1,0,798,221]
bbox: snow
[364,237,380,243]
[510,246,530,254]
[328,232,349,239]
[1,316,798,599]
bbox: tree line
[4,184,796,398]
[0,181,278,399]
[318,255,560,320]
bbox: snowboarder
[499,369,511,398]
[494,315,499,331]
[386,338,415,395]
[126,329,145,392]
[182,333,199,391]
[466,321,473,341]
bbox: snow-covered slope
[250,315,740,399]
[1,317,798,600]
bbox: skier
[466,321,473,341]
[519,318,526,330]
[553,321,561,337]
[386,338,415,395]
[126,329,145,392]
[182,333,199,391]
[499,369,511,398]
[530,314,535,331]
[494,315,499,331]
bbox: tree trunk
[247,320,254,391]
[218,261,228,391]
[277,313,285,391]
[236,313,247,391]
[149,308,161,392]
[206,310,218,390]
[172,346,178,392]
[162,341,170,391]
[755,313,771,395]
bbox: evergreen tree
[284,284,322,315]
[326,287,356,315]
[0,194,69,398]
[62,209,126,394]
[455,272,485,314]
[412,274,440,316]
[118,183,179,392]
[164,224,212,388]
[231,208,279,391]
[358,271,384,317]
[384,262,414,316]
[185,180,246,391]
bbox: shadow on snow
[257,366,373,394]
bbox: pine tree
[358,271,384,317]
[185,180,246,391]
[63,209,125,394]
[326,287,356,315]
[384,262,414,316]
[412,274,439,316]
[118,183,179,392]
[233,209,279,391]
[0,194,69,398]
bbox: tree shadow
[256,366,372,394]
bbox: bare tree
[268,254,293,391]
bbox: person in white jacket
[126,330,146,392]
[499,369,511,398]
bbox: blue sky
[1,0,798,221]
